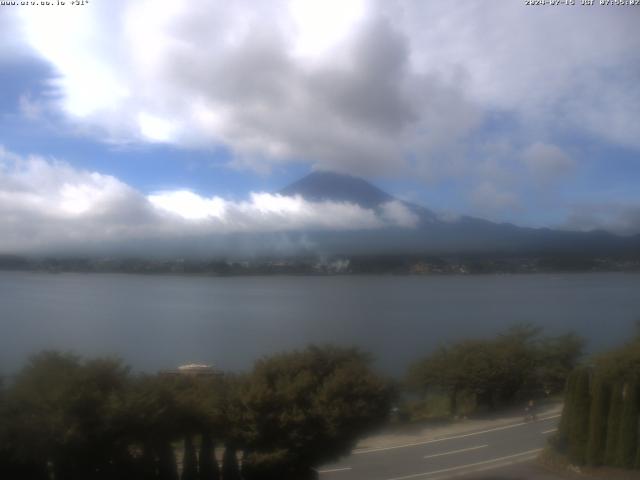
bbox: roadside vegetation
[405,325,583,419]
[0,325,590,479]
[0,346,393,480]
[552,328,640,472]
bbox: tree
[586,374,610,466]
[3,352,133,480]
[605,382,624,466]
[156,441,179,480]
[407,325,573,415]
[489,324,541,404]
[556,369,578,453]
[221,444,241,480]
[199,432,220,480]
[124,375,191,480]
[238,345,393,479]
[568,368,591,465]
[616,380,639,468]
[536,333,584,395]
[182,435,198,480]
[595,334,640,384]
[0,382,49,480]
[407,345,463,415]
[242,449,300,480]
[408,340,511,413]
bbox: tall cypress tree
[221,444,241,480]
[138,443,158,480]
[557,370,578,452]
[199,432,220,480]
[605,382,624,466]
[568,368,591,465]
[182,435,198,480]
[157,441,179,480]
[616,380,640,468]
[586,375,610,466]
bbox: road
[318,413,560,480]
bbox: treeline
[0,326,589,479]
[406,325,584,415]
[0,346,393,480]
[554,332,640,470]
[2,254,640,276]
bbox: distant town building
[160,363,222,378]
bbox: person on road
[524,399,538,422]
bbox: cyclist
[524,399,538,422]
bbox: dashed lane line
[383,448,543,480]
[423,445,488,460]
[317,467,353,474]
[353,414,561,455]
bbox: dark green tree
[407,345,463,415]
[616,380,639,468]
[182,435,198,480]
[199,432,220,480]
[556,369,578,453]
[605,382,624,466]
[586,374,610,466]
[568,368,591,465]
[536,333,584,395]
[238,345,393,479]
[221,444,241,480]
[4,352,133,480]
[123,375,186,480]
[157,441,179,480]
[408,326,582,417]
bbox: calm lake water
[1,271,639,376]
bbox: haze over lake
[1,271,638,376]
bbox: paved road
[318,413,560,480]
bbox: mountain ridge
[280,171,393,209]
[277,171,639,255]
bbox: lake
[1,271,639,376]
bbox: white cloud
[289,0,367,60]
[470,182,520,214]
[564,203,640,236]
[3,0,637,232]
[12,0,483,176]
[0,147,415,254]
[521,142,576,183]
[18,93,43,120]
[379,200,419,228]
[149,190,383,232]
[12,0,638,178]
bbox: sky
[0,0,639,254]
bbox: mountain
[279,171,640,256]
[280,171,393,208]
[281,171,439,223]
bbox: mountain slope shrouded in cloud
[281,171,393,208]
[0,145,638,258]
[278,172,640,256]
[2,2,639,237]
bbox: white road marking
[317,467,352,474]
[384,448,543,480]
[542,428,557,434]
[429,451,542,480]
[423,444,488,459]
[353,414,561,455]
